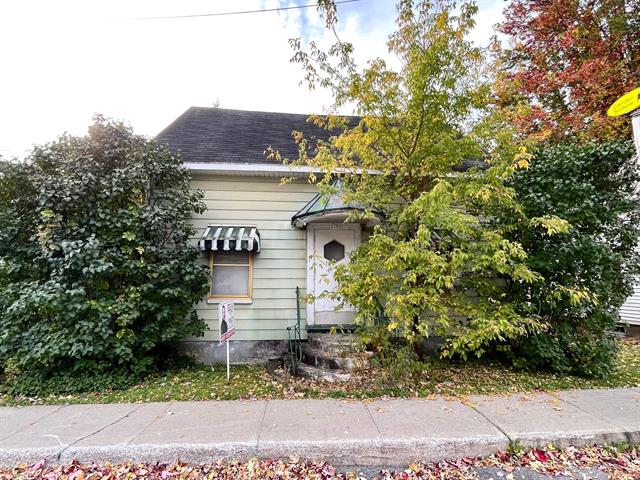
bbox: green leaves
[0,117,209,393]
[502,139,640,377]
[496,0,639,142]
[285,1,553,361]
[529,215,570,236]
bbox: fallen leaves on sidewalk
[2,444,639,479]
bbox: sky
[0,0,506,160]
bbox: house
[156,107,374,363]
[620,286,640,336]
[157,106,481,364]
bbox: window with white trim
[209,251,253,300]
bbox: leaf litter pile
[3,445,639,479]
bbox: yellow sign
[607,88,640,117]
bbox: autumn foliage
[286,0,580,366]
[4,444,640,479]
[496,0,640,142]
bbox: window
[323,240,345,261]
[209,251,253,300]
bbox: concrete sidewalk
[1,388,639,468]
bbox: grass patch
[2,338,639,406]
[0,365,281,406]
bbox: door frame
[305,223,362,325]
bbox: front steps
[294,363,352,382]
[294,332,370,382]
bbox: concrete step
[301,345,369,371]
[308,343,359,356]
[308,332,357,344]
[294,363,352,382]
[307,333,359,354]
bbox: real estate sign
[607,87,640,117]
[607,87,640,158]
[219,301,236,344]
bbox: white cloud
[469,0,506,47]
[0,0,503,159]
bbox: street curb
[2,431,639,468]
[1,437,510,468]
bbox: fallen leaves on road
[2,444,639,479]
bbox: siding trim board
[186,162,377,177]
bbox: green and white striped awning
[199,225,261,253]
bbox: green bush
[356,323,425,384]
[0,117,209,393]
[504,140,640,377]
[3,361,141,397]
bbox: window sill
[207,297,253,305]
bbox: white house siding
[187,174,318,343]
[620,285,640,326]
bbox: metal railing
[285,286,304,374]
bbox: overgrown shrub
[0,117,209,393]
[287,0,573,362]
[504,140,640,377]
[355,322,426,383]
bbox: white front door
[307,224,361,325]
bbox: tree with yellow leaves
[284,0,578,363]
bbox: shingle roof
[156,106,486,171]
[156,107,350,164]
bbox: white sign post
[218,300,236,381]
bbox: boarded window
[209,251,252,300]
